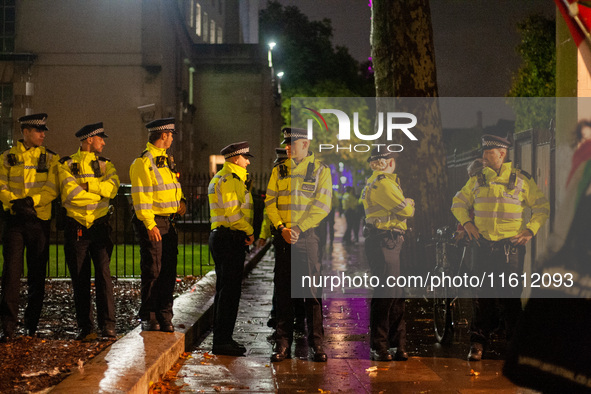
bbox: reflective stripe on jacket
[129,142,183,230]
[58,148,120,228]
[208,161,253,234]
[361,171,414,231]
[265,153,332,232]
[0,140,59,220]
[451,161,549,241]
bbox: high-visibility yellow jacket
[130,143,183,230]
[259,208,271,239]
[58,149,120,228]
[361,171,414,231]
[451,161,549,241]
[208,161,253,234]
[265,153,332,232]
[342,191,358,211]
[0,140,59,220]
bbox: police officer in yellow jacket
[0,113,59,340]
[265,127,332,362]
[451,134,549,361]
[58,122,119,339]
[130,118,185,333]
[361,148,414,362]
[208,141,254,356]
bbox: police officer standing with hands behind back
[0,113,59,341]
[130,118,185,333]
[58,122,119,340]
[451,134,549,361]
[208,141,254,356]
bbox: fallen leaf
[469,369,480,376]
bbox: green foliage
[507,14,556,131]
[259,1,374,98]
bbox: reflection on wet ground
[170,216,524,392]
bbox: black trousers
[133,215,178,323]
[364,232,406,352]
[64,217,115,331]
[470,239,525,345]
[209,227,246,345]
[273,229,324,348]
[0,214,50,334]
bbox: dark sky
[273,0,555,98]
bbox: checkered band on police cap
[367,147,398,163]
[75,122,108,140]
[481,134,512,150]
[145,117,176,134]
[221,141,254,159]
[18,113,49,131]
[281,127,308,144]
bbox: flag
[555,0,591,46]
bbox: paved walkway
[170,216,527,393]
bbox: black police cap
[18,113,49,131]
[75,122,108,140]
[221,141,254,159]
[281,127,308,144]
[481,134,512,150]
[145,118,176,134]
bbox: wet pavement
[171,216,531,393]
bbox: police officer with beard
[265,127,332,363]
[361,148,414,361]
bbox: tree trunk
[371,0,449,273]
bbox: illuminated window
[188,0,194,27]
[0,0,15,53]
[203,12,208,42]
[0,84,13,152]
[210,20,216,44]
[217,27,223,44]
[195,3,201,36]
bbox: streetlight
[276,71,284,94]
[268,41,276,68]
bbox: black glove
[10,196,36,218]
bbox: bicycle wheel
[433,285,454,344]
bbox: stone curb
[50,242,272,394]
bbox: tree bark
[371,0,449,272]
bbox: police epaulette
[45,148,57,155]
[140,150,148,157]
[519,170,532,180]
[377,174,386,181]
[231,173,241,181]
[98,156,111,162]
[58,156,71,164]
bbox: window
[188,0,194,27]
[0,84,13,152]
[209,20,216,44]
[0,0,15,53]
[203,12,208,42]
[217,27,223,44]
[195,2,201,36]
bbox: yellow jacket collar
[16,140,40,153]
[146,142,167,156]
[224,161,248,181]
[484,161,513,179]
[373,170,398,182]
[75,148,97,161]
[290,152,314,170]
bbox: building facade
[1,0,280,183]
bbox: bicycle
[430,226,471,344]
